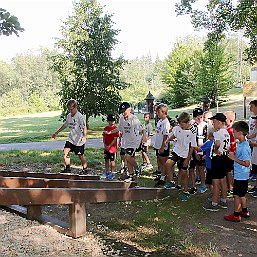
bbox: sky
[0,0,205,61]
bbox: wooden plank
[0,170,99,180]
[69,203,86,238]
[0,188,176,205]
[0,177,136,189]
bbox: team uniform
[211,128,230,179]
[118,114,144,157]
[233,140,251,197]
[64,111,86,155]
[103,125,119,161]
[168,125,197,170]
[141,122,153,152]
[154,117,170,157]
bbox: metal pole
[216,80,219,112]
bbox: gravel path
[0,138,103,151]
[0,209,106,257]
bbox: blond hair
[66,99,77,108]
[177,112,190,124]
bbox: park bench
[0,171,176,238]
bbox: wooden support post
[244,96,246,119]
[69,202,86,238]
[27,205,42,220]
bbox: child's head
[209,113,226,130]
[225,111,236,127]
[193,108,204,124]
[177,112,191,129]
[249,100,257,115]
[107,114,116,125]
[144,112,150,123]
[156,103,168,120]
[66,99,78,114]
[119,102,131,119]
[232,121,249,140]
[203,111,213,125]
[207,126,215,139]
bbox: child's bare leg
[212,179,220,204]
[110,160,115,173]
[189,167,196,187]
[79,154,87,170]
[226,171,234,191]
[105,159,110,173]
[181,169,189,192]
[126,155,136,176]
[220,177,228,200]
[166,159,175,181]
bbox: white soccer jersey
[212,128,230,157]
[143,122,153,146]
[64,111,86,146]
[118,114,143,149]
[154,117,170,150]
[172,125,197,158]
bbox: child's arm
[247,132,257,139]
[105,137,118,151]
[159,135,169,153]
[214,140,222,155]
[183,146,194,166]
[228,152,250,167]
[165,134,175,145]
[52,123,67,139]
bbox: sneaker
[224,213,241,222]
[219,201,228,209]
[164,181,176,189]
[155,179,165,187]
[239,211,251,218]
[61,168,71,174]
[251,190,257,198]
[143,163,153,170]
[248,186,257,194]
[227,190,234,198]
[107,173,115,180]
[181,192,190,201]
[79,169,88,175]
[189,187,197,195]
[124,175,134,182]
[100,172,108,179]
[198,185,207,194]
[176,185,182,191]
[203,202,220,211]
[195,176,201,185]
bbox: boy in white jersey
[52,99,87,174]
[140,113,153,171]
[105,102,146,181]
[153,104,171,186]
[203,113,230,211]
[164,112,197,201]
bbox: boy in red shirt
[102,114,119,179]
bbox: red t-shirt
[227,126,236,153]
[103,125,119,153]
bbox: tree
[51,0,127,128]
[175,0,257,64]
[0,8,24,36]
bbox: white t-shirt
[143,122,153,146]
[154,117,170,150]
[64,111,86,146]
[172,125,197,158]
[249,116,257,143]
[118,114,143,149]
[212,127,230,157]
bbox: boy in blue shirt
[225,121,251,221]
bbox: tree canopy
[0,8,24,36]
[51,0,127,127]
[175,0,257,64]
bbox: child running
[203,112,230,211]
[102,114,119,180]
[164,112,197,202]
[224,121,251,221]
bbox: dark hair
[250,100,257,107]
[144,112,150,117]
[66,99,77,108]
[232,121,249,136]
[156,103,168,114]
[177,112,190,124]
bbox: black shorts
[211,155,230,179]
[168,151,188,171]
[139,143,148,153]
[104,151,116,161]
[64,141,85,155]
[252,164,257,174]
[189,152,205,169]
[155,144,170,157]
[125,148,137,157]
[205,167,213,185]
[233,179,248,197]
[120,147,126,156]
[227,159,234,172]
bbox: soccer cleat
[107,173,115,180]
[239,211,250,218]
[219,201,228,209]
[180,192,190,201]
[248,186,257,194]
[189,187,197,195]
[203,202,220,212]
[143,163,153,170]
[176,185,182,191]
[124,175,134,183]
[61,168,71,174]
[251,190,257,198]
[100,172,108,179]
[227,190,233,198]
[198,185,207,194]
[224,213,241,222]
[164,181,176,189]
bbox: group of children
[53,99,257,222]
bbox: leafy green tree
[0,8,24,36]
[175,0,257,64]
[51,0,127,128]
